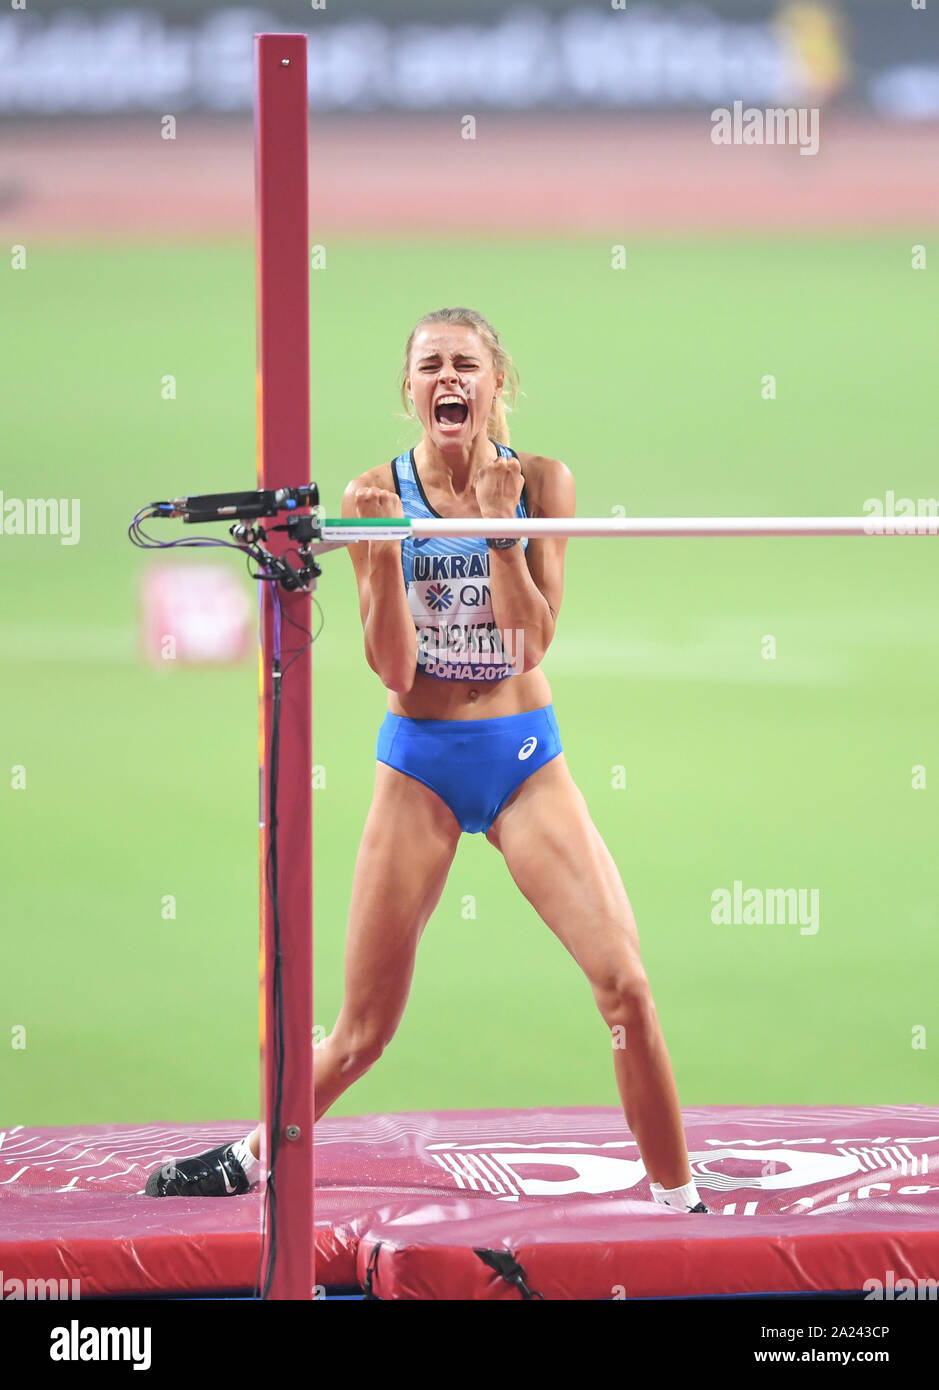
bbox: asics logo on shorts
[518,736,538,760]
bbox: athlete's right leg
[147,761,462,1194]
[318,758,463,1114]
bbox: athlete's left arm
[486,455,575,673]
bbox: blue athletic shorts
[376,704,563,834]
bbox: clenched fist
[475,454,523,519]
[353,486,404,521]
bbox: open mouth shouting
[434,393,469,432]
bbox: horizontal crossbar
[320,516,939,542]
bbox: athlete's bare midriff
[388,664,553,720]
[378,449,555,722]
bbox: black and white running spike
[144,1142,251,1197]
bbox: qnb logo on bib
[518,736,538,761]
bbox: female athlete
[146,307,708,1215]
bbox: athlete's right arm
[341,478,418,694]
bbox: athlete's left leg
[486,753,693,1192]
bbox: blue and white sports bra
[391,443,530,683]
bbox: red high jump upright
[254,32,314,1300]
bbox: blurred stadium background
[1,0,937,1134]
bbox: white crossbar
[320,516,939,543]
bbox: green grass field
[2,235,936,1127]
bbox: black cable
[281,599,322,677]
